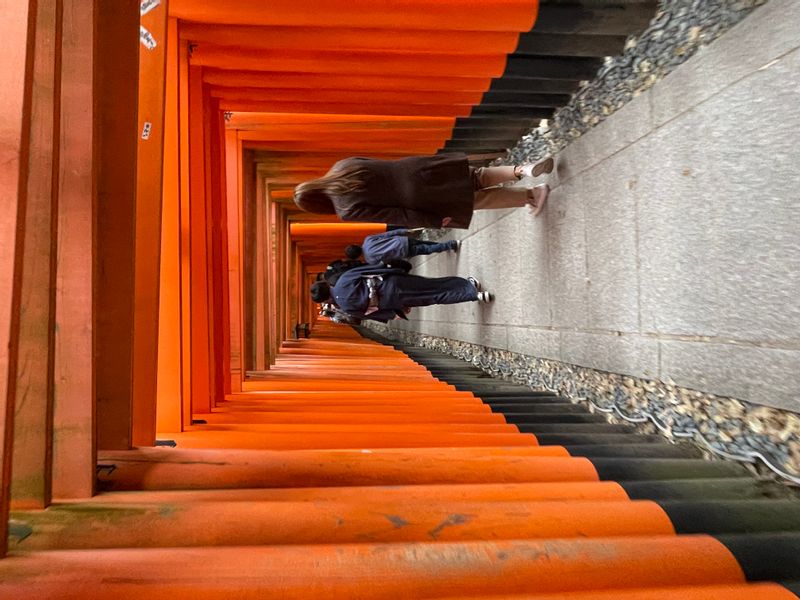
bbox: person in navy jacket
[344,228,459,264]
[310,263,492,324]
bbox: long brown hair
[294,161,370,214]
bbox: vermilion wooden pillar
[254,174,267,370]
[281,208,292,345]
[9,0,62,510]
[224,129,243,392]
[272,202,282,350]
[177,35,193,428]
[94,0,139,450]
[201,87,220,403]
[155,17,183,434]
[241,151,256,372]
[268,190,280,357]
[263,185,276,360]
[237,143,249,378]
[132,0,169,447]
[188,64,212,413]
[204,95,230,400]
[0,0,35,555]
[52,0,96,500]
[213,107,232,397]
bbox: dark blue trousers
[408,238,455,257]
[379,274,478,308]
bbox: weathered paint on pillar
[52,0,95,500]
[10,0,62,511]
[0,0,34,555]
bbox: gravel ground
[367,322,800,487]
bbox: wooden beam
[94,0,139,451]
[0,0,36,553]
[177,34,193,429]
[132,0,169,447]
[239,128,452,143]
[504,55,603,81]
[213,104,232,398]
[169,0,538,32]
[489,78,580,94]
[188,64,212,414]
[10,0,62,511]
[223,129,243,393]
[533,5,655,37]
[241,150,256,372]
[480,92,571,107]
[190,45,508,78]
[52,0,95,500]
[204,94,227,405]
[254,163,267,370]
[241,137,440,152]
[155,17,183,434]
[180,22,518,54]
[204,69,492,93]
[516,33,628,58]
[266,175,279,362]
[210,86,483,106]
[220,100,471,119]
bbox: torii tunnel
[1,0,800,597]
[1,0,542,529]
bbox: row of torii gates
[0,0,540,548]
[2,0,800,597]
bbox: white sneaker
[477,291,493,303]
[467,277,481,291]
[518,156,554,179]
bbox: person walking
[320,258,364,286]
[344,228,459,265]
[293,153,553,229]
[310,263,492,324]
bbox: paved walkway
[390,0,800,413]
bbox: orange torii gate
[0,0,542,558]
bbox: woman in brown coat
[293,153,552,229]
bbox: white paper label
[141,122,152,140]
[139,26,157,50]
[140,0,160,15]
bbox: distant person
[345,228,459,265]
[294,153,553,229]
[309,264,492,324]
